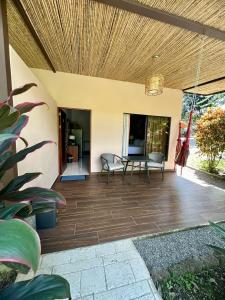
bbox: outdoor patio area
[39,169,225,254]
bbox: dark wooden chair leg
[131,162,134,176]
[107,171,110,184]
[147,168,150,183]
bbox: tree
[182,92,225,127]
[195,108,225,173]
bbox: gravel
[133,223,225,275]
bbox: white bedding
[128,146,144,154]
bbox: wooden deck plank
[38,172,225,253]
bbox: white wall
[33,69,183,172]
[10,47,58,188]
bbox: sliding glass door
[123,113,171,159]
[146,116,171,159]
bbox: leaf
[30,201,56,216]
[0,274,71,300]
[7,83,37,100]
[0,172,42,195]
[15,203,33,218]
[207,244,225,256]
[1,187,66,206]
[0,219,41,274]
[0,151,12,165]
[0,110,19,131]
[0,203,32,219]
[209,221,225,238]
[19,136,29,148]
[15,101,47,115]
[0,133,18,143]
[0,141,52,179]
[0,115,29,155]
[0,104,10,118]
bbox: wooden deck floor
[39,170,225,253]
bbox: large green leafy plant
[195,107,225,173]
[0,83,71,299]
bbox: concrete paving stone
[148,279,162,300]
[94,280,152,300]
[63,272,81,299]
[41,251,71,267]
[133,294,156,300]
[103,250,140,265]
[114,239,136,253]
[95,242,116,256]
[105,261,135,289]
[73,295,94,300]
[80,266,106,296]
[53,257,103,275]
[69,246,97,262]
[129,258,150,281]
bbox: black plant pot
[36,202,57,230]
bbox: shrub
[195,108,225,173]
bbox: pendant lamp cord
[191,36,207,110]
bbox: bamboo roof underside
[7,0,225,95]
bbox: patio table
[123,155,150,180]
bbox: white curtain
[122,113,130,156]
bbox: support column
[0,0,11,101]
[0,0,17,180]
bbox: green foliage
[182,92,225,126]
[195,108,225,173]
[0,219,41,274]
[0,274,71,300]
[0,264,17,290]
[208,222,225,257]
[0,83,71,299]
[161,266,225,300]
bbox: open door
[58,108,67,174]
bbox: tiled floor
[17,239,161,300]
[39,168,225,253]
[62,156,90,176]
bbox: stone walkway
[17,239,161,300]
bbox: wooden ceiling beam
[183,75,225,91]
[96,0,225,42]
[12,0,56,72]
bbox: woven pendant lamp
[145,74,164,96]
[145,55,164,96]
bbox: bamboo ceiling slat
[139,0,225,32]
[7,0,225,94]
[7,0,49,70]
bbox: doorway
[58,108,91,180]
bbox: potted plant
[0,83,71,299]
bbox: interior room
[128,114,147,155]
[126,113,171,159]
[59,108,90,180]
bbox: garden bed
[160,265,225,300]
[133,223,225,299]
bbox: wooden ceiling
[6,0,225,95]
